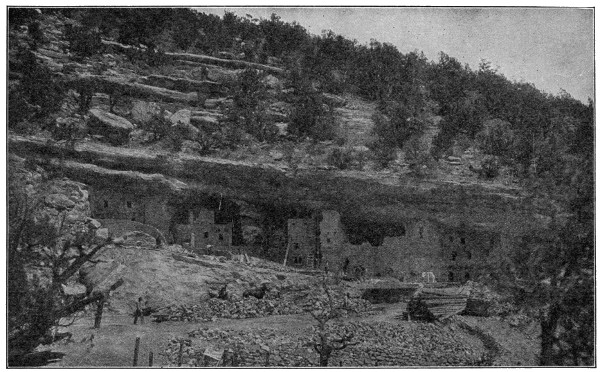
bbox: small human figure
[133,297,144,325]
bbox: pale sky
[200,7,594,103]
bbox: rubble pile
[155,287,374,322]
[164,329,314,367]
[163,320,489,367]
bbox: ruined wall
[144,196,173,235]
[320,210,346,251]
[89,186,172,236]
[319,215,504,282]
[320,210,348,272]
[240,216,262,245]
[287,218,317,267]
[173,208,232,248]
[374,220,445,281]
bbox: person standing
[133,297,144,325]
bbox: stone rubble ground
[154,285,374,322]
[163,319,491,367]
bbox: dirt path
[38,312,316,367]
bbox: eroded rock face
[9,155,100,276]
[88,108,134,145]
[9,135,552,237]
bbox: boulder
[131,100,162,124]
[169,109,192,126]
[172,121,200,141]
[86,218,102,229]
[94,228,110,243]
[45,193,76,211]
[190,115,219,129]
[62,283,87,296]
[87,108,134,145]
[121,230,156,248]
[269,150,284,161]
[322,93,346,108]
[265,110,288,123]
[274,123,288,137]
[262,74,282,90]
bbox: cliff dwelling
[89,185,501,283]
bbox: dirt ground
[38,312,317,367]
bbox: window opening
[464,272,470,281]
[418,225,424,239]
[219,234,224,241]
[451,251,458,261]
[466,251,472,260]
[103,200,108,208]
[460,237,466,245]
[127,201,132,208]
[448,271,454,282]
[204,232,209,239]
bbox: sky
[200,7,594,103]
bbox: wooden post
[133,337,140,366]
[283,242,290,266]
[148,351,154,367]
[190,233,195,249]
[93,295,105,329]
[178,341,184,367]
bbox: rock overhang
[9,134,551,236]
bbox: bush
[372,103,426,149]
[476,119,515,158]
[9,48,64,129]
[369,141,397,169]
[288,71,335,141]
[65,24,103,59]
[404,136,435,176]
[8,8,41,29]
[225,68,278,143]
[145,111,171,141]
[327,148,353,170]
[480,155,500,179]
[430,118,455,159]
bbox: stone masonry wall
[89,186,172,236]
[287,218,317,267]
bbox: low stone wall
[98,219,166,243]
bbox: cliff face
[8,12,554,240]
[9,135,548,237]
